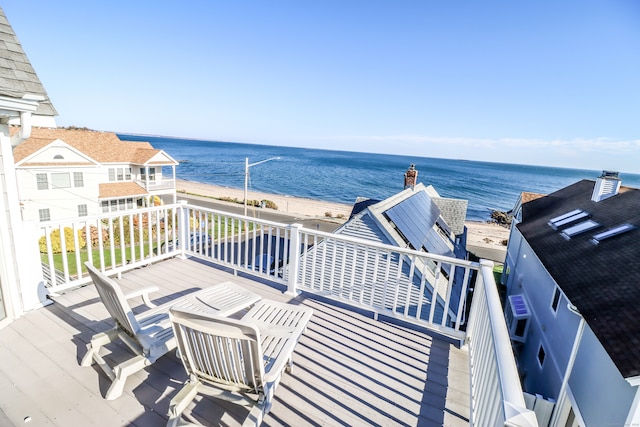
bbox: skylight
[560,220,600,240]
[548,209,590,230]
[590,223,637,245]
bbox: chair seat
[168,298,313,427]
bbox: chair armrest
[123,286,160,308]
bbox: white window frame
[78,204,88,217]
[537,344,546,368]
[36,173,48,190]
[38,208,50,222]
[73,172,84,187]
[551,286,562,314]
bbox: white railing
[38,204,179,293]
[466,260,538,427]
[295,226,475,339]
[35,201,536,425]
[135,178,176,191]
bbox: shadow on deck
[0,257,470,426]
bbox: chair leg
[243,396,267,427]
[167,380,200,427]
[105,354,148,400]
[81,330,117,367]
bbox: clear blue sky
[4,1,640,173]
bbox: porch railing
[35,201,536,425]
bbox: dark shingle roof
[517,179,640,378]
[0,7,57,116]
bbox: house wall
[0,126,48,325]
[16,165,101,221]
[505,228,581,400]
[568,325,636,426]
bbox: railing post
[177,200,189,259]
[286,223,302,296]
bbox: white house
[503,171,640,426]
[13,127,179,222]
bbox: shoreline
[176,179,353,219]
[175,179,510,260]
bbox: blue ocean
[119,134,640,222]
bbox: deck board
[0,257,470,426]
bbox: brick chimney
[591,170,621,202]
[404,164,418,189]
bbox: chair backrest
[170,307,265,393]
[85,262,141,337]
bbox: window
[140,168,156,181]
[78,204,88,217]
[110,200,117,212]
[51,173,71,189]
[591,223,637,245]
[53,154,64,160]
[38,208,50,222]
[109,167,132,182]
[73,172,84,187]
[36,173,48,190]
[126,198,134,209]
[551,287,562,312]
[537,345,546,367]
[560,220,600,240]
[101,201,109,213]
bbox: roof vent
[591,170,621,202]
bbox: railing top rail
[182,201,481,269]
[477,261,534,424]
[181,202,294,229]
[300,226,482,269]
[37,203,180,228]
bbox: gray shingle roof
[517,179,640,378]
[0,7,57,116]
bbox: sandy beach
[176,179,510,260]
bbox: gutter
[0,94,42,146]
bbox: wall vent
[505,294,530,342]
[591,170,621,202]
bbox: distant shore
[175,179,510,261]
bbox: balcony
[7,202,537,426]
[135,177,176,192]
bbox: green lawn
[41,244,157,277]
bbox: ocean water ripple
[120,134,640,222]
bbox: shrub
[39,227,86,253]
[324,212,333,218]
[261,199,278,210]
[82,225,109,248]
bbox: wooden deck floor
[0,257,470,427]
